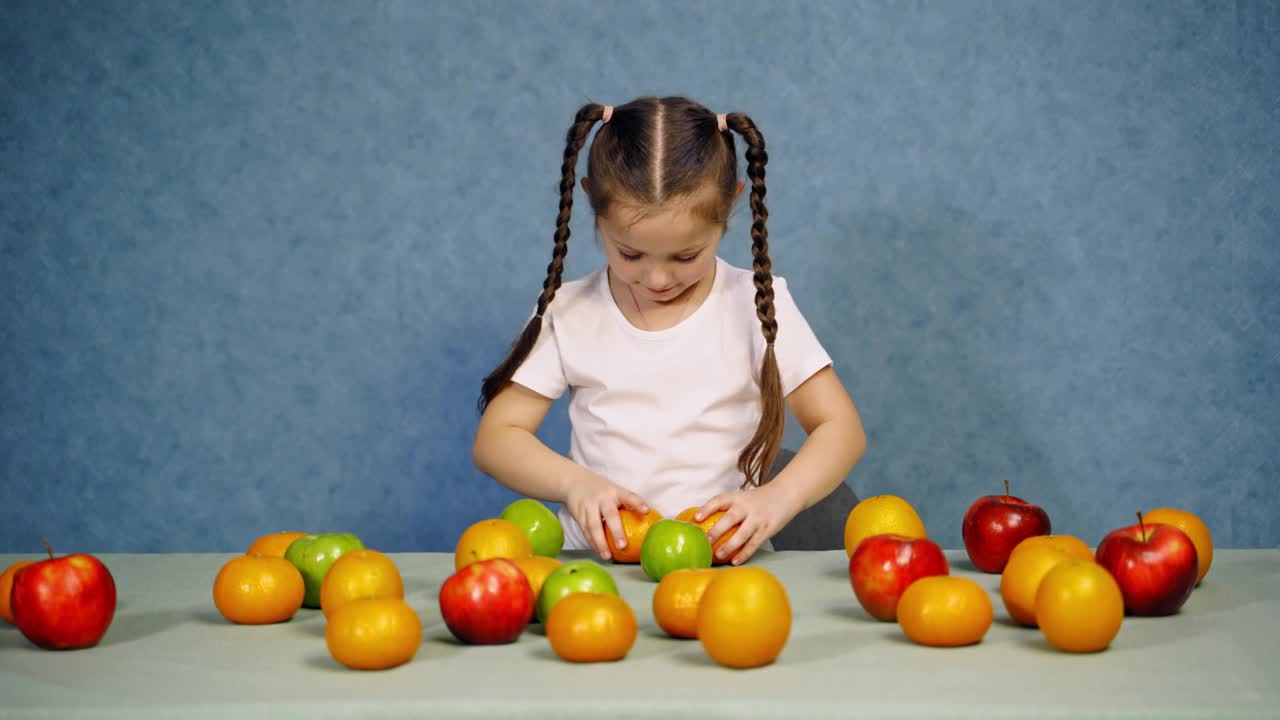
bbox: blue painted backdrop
[2,1,1276,553]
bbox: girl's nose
[644,266,672,288]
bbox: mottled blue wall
[2,1,1276,552]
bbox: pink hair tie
[602,105,614,123]
[716,113,728,133]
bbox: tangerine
[676,508,738,565]
[245,531,309,558]
[212,554,306,625]
[545,592,638,663]
[454,518,533,571]
[0,561,35,624]
[320,549,405,620]
[1143,508,1213,585]
[1000,542,1073,626]
[652,567,718,638]
[696,566,791,668]
[512,555,561,601]
[1035,559,1124,653]
[897,576,992,647]
[326,597,423,670]
[605,508,663,564]
[844,495,926,558]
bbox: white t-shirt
[511,256,833,550]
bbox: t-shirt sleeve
[509,307,569,400]
[771,276,833,397]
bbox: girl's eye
[675,254,699,263]
[619,252,641,261]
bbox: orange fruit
[246,531,309,558]
[1013,534,1094,563]
[676,507,738,565]
[1144,508,1213,585]
[843,495,927,558]
[512,555,561,600]
[320,549,405,620]
[545,592,638,663]
[454,518,533,571]
[212,554,306,624]
[1035,560,1124,653]
[0,561,35,624]
[652,567,718,638]
[1000,543,1074,626]
[605,508,663,564]
[326,597,422,670]
[897,576,993,647]
[696,566,791,668]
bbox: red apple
[1095,511,1197,616]
[962,480,1051,573]
[850,534,950,621]
[11,540,117,650]
[438,557,535,644]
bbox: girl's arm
[770,365,866,515]
[698,365,866,563]
[472,382,649,559]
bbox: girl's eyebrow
[615,240,707,255]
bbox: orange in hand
[212,555,306,625]
[606,508,663,564]
[246,531,309,558]
[696,566,791,668]
[0,561,35,624]
[897,576,992,647]
[1035,559,1124,653]
[1143,508,1213,585]
[320,549,405,620]
[326,597,423,670]
[546,592,638,663]
[676,508,738,565]
[652,567,718,638]
[455,519,533,571]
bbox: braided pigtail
[477,103,608,413]
[725,113,784,488]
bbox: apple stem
[1004,479,1010,498]
[42,538,54,559]
[1136,511,1147,540]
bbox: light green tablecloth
[1,550,1277,719]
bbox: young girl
[472,96,866,565]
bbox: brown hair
[478,96,784,488]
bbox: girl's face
[596,205,723,305]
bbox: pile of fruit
[0,485,1213,672]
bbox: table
[1,550,1277,719]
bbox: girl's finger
[601,505,629,550]
[585,513,612,560]
[619,491,650,516]
[715,519,755,560]
[706,508,745,545]
[730,529,769,566]
[694,494,734,523]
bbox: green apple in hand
[536,560,618,622]
[500,499,564,558]
[283,533,365,608]
[640,520,713,581]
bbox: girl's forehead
[598,207,719,249]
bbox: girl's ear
[734,180,745,200]
[581,176,591,196]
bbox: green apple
[499,499,564,558]
[535,560,618,622]
[640,519,713,582]
[283,533,365,608]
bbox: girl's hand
[564,470,650,561]
[694,484,799,565]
